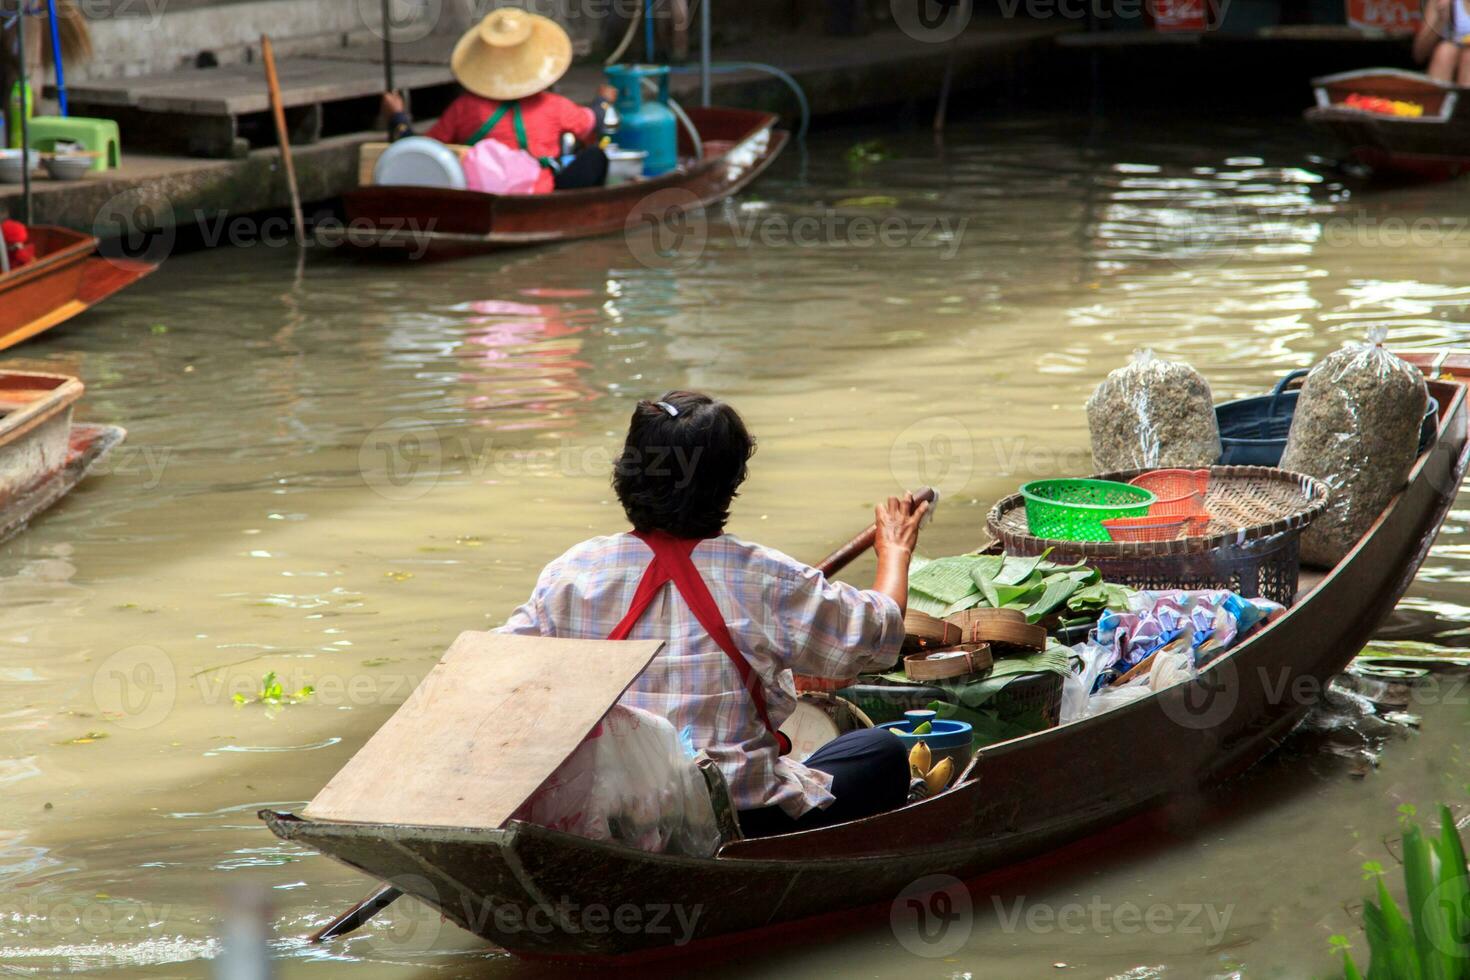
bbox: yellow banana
[908,740,931,779]
[924,756,954,795]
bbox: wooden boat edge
[0,422,126,546]
[0,231,158,350]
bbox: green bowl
[1020,478,1155,541]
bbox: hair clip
[654,401,679,418]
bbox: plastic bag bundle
[1080,676,1153,718]
[1086,350,1223,471]
[1280,329,1427,567]
[1059,641,1115,725]
[514,705,720,857]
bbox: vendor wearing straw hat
[382,8,616,192]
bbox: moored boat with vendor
[334,9,785,260]
[338,107,785,259]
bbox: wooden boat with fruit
[1305,69,1470,181]
[334,106,786,260]
[263,351,1470,960]
[0,226,156,350]
[0,371,125,544]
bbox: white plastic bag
[1060,641,1116,725]
[1081,677,1153,718]
[513,705,719,856]
[1148,648,1196,691]
[1087,349,1222,471]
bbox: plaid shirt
[498,533,904,816]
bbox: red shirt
[427,91,597,194]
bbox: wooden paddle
[260,35,306,248]
[815,487,939,577]
[310,884,401,942]
[308,487,937,943]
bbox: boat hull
[0,227,156,349]
[0,423,125,544]
[1305,69,1470,181]
[336,107,787,259]
[265,359,1470,958]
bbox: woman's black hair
[612,391,756,539]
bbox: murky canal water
[3,111,1470,978]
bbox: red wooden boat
[263,351,1470,959]
[1305,69,1470,181]
[0,226,156,350]
[0,370,125,543]
[334,107,786,259]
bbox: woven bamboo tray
[987,466,1329,606]
[988,466,1328,558]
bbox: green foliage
[908,552,1125,625]
[845,140,888,166]
[1338,805,1470,979]
[233,671,314,707]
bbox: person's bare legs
[1458,47,1470,87]
[1428,40,1460,82]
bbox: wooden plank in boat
[303,632,664,830]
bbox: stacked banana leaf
[908,551,1133,624]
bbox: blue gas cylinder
[604,64,677,177]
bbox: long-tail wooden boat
[0,371,125,544]
[0,226,156,350]
[1305,69,1470,181]
[333,107,786,260]
[263,351,1470,959]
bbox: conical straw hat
[450,8,573,101]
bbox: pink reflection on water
[459,298,601,431]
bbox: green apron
[464,100,557,170]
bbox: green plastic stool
[26,117,121,172]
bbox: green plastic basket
[1020,479,1156,542]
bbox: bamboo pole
[260,35,306,247]
[380,0,395,93]
[17,1,31,224]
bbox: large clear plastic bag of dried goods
[513,705,720,856]
[1280,329,1427,567]
[1086,350,1222,471]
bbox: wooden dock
[63,45,457,159]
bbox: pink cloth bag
[461,139,543,195]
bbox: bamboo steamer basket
[904,643,994,682]
[902,610,962,653]
[944,608,1047,652]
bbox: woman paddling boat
[497,391,929,836]
[381,8,617,192]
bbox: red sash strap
[608,530,791,755]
